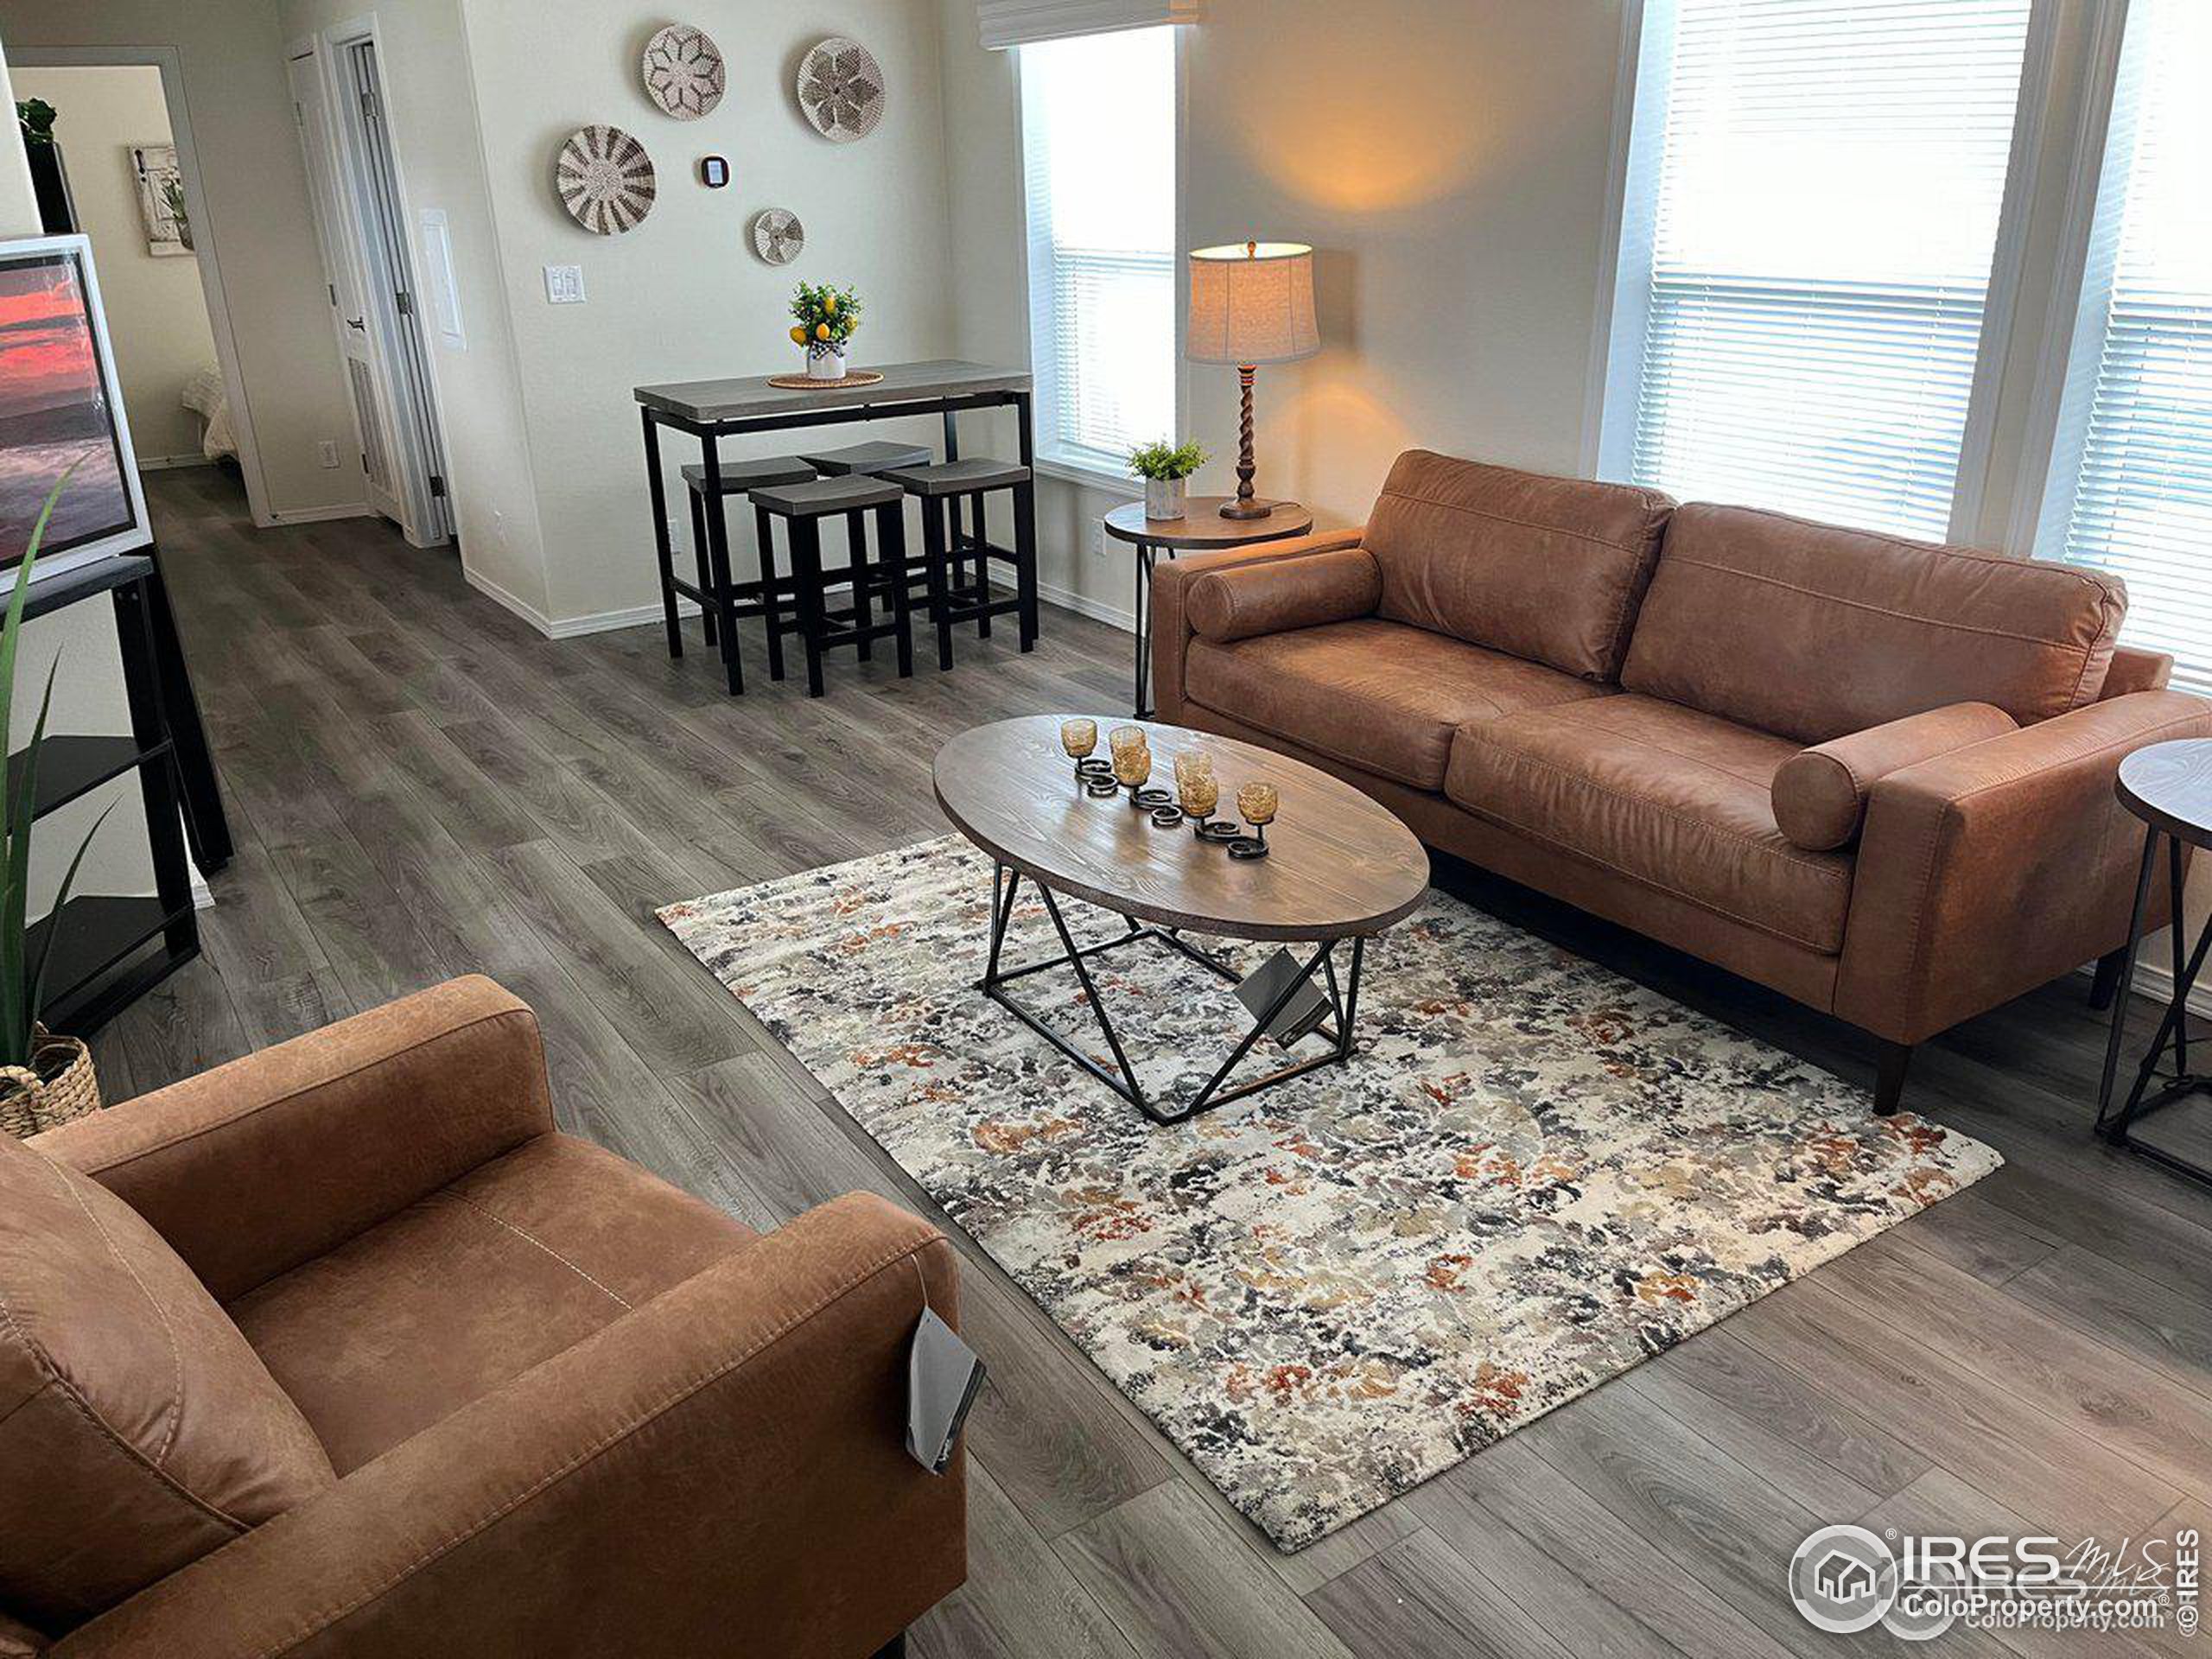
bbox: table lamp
[1186,240,1319,519]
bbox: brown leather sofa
[1153,450,2212,1113]
[1,977,963,1658]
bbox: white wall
[12,64,220,466]
[0,0,367,522]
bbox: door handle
[346,316,365,330]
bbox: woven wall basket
[0,1029,101,1139]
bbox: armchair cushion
[1771,702,2018,851]
[0,1132,334,1634]
[231,1133,757,1475]
[1185,545,1380,643]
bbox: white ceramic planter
[1144,478,1187,520]
[805,343,848,381]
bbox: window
[2032,0,2212,691]
[1019,27,1176,477]
[1598,0,2034,539]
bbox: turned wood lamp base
[1220,364,1278,518]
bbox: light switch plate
[543,264,586,304]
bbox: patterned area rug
[659,837,1999,1551]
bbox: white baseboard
[137,454,214,473]
[261,502,377,527]
[1029,572,1133,634]
[464,568,701,641]
[2126,957,2212,1019]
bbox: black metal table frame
[977,861,1365,1126]
[639,389,1034,696]
[2094,822,2212,1185]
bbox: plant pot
[805,341,849,381]
[0,1027,101,1139]
[1144,478,1187,520]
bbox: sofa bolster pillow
[1185,546,1382,644]
[1771,702,2018,850]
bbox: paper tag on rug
[906,1306,985,1475]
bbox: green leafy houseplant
[787,281,862,350]
[2,473,116,1076]
[1128,439,1207,481]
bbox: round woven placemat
[766,369,885,390]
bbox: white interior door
[288,45,405,529]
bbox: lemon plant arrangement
[1130,437,1207,521]
[0,474,117,1136]
[788,281,862,381]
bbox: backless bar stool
[749,475,914,696]
[675,456,818,694]
[880,458,1038,669]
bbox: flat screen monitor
[0,233,149,578]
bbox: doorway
[286,27,453,548]
[10,48,270,525]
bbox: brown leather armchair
[3,977,963,1658]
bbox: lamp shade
[1186,241,1319,366]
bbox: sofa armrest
[1834,690,2212,1044]
[1185,545,1381,644]
[29,976,554,1301]
[1771,702,2018,851]
[1149,525,1365,722]
[50,1193,963,1659]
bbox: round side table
[2095,738,2212,1185]
[1103,497,1313,717]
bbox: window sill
[1033,455,1142,498]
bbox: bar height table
[634,360,1035,695]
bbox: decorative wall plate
[556,124,656,235]
[750,207,804,265]
[642,24,726,120]
[796,37,885,142]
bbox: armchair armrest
[1834,690,2212,1044]
[29,976,554,1300]
[1149,525,1365,722]
[51,1193,963,1659]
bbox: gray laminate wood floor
[102,467,2212,1656]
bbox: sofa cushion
[1186,546,1381,643]
[1622,503,2128,744]
[1771,702,2018,851]
[0,1130,335,1632]
[1186,617,1614,791]
[229,1133,755,1475]
[1445,695,1854,952]
[1362,450,1674,680]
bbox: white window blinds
[2034,0,2212,692]
[1606,0,2033,539]
[1019,27,1176,477]
[981,0,1198,50]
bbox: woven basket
[0,1028,101,1139]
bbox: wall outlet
[543,264,586,304]
[316,440,340,469]
[1092,521,1111,559]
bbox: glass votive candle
[1173,750,1214,791]
[1109,724,1147,758]
[1113,742,1153,791]
[1179,772,1218,823]
[1237,780,1280,837]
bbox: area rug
[659,837,1999,1551]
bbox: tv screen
[0,236,148,574]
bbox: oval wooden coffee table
[933,715,1428,1125]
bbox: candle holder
[1061,717,1112,787]
[1230,780,1278,861]
[1149,803,1185,827]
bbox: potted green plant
[788,280,861,381]
[0,473,117,1139]
[1129,438,1206,521]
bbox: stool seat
[681,457,818,494]
[796,441,934,476]
[883,458,1033,498]
[752,474,906,517]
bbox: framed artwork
[129,144,191,257]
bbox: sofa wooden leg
[1874,1041,1914,1117]
[2089,947,2128,1011]
[871,1635,907,1659]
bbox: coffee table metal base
[977,862,1363,1126]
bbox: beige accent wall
[12,64,222,466]
[0,0,366,522]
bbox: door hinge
[429,474,447,499]
[359,89,378,120]
[395,289,413,316]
